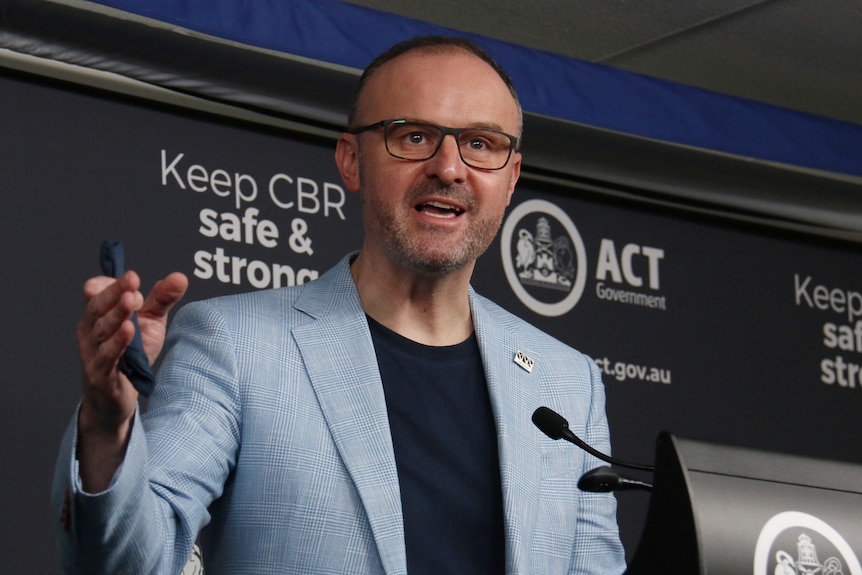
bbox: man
[54,36,626,574]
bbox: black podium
[624,432,862,574]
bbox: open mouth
[416,200,465,219]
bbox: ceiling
[343,0,862,128]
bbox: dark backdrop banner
[2,69,860,572]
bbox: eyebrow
[400,118,511,133]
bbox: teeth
[427,201,454,209]
[421,201,463,215]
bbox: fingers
[81,273,142,353]
[83,269,139,303]
[81,272,140,345]
[82,272,142,326]
[78,272,143,384]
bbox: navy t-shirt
[368,316,506,574]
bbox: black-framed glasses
[348,119,519,170]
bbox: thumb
[142,272,189,319]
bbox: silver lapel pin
[514,350,535,373]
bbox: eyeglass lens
[385,122,513,169]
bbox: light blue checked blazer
[54,254,625,575]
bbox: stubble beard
[361,180,504,275]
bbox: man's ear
[335,134,361,193]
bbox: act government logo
[754,511,861,575]
[501,199,587,317]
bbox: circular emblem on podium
[754,511,861,575]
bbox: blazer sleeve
[52,300,243,575]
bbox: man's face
[339,49,522,274]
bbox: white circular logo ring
[754,511,861,575]
[501,199,586,317]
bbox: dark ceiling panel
[343,0,862,126]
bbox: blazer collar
[293,255,407,575]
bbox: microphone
[577,466,652,492]
[532,406,654,472]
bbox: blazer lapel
[292,259,406,575]
[472,293,543,574]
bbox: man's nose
[424,134,468,184]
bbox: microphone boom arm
[532,406,654,472]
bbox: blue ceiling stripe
[90,0,862,177]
